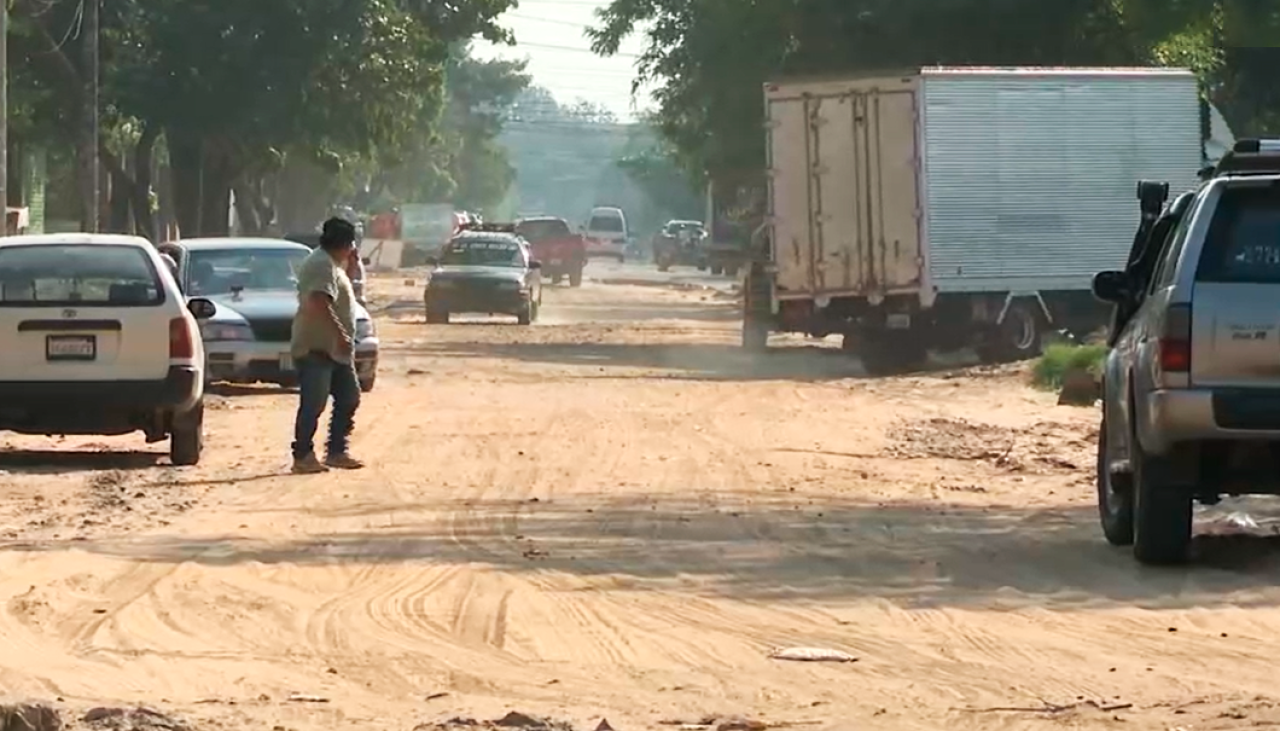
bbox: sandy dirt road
[3,266,1280,730]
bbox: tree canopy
[9,0,526,236]
[589,0,1280,213]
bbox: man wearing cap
[289,217,365,473]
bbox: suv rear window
[1196,186,1280,283]
[0,244,164,306]
[517,219,570,241]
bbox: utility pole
[1,0,9,235]
[80,0,99,232]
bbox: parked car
[583,206,628,262]
[423,224,543,324]
[160,238,380,392]
[516,216,586,286]
[1094,139,1280,565]
[0,234,215,465]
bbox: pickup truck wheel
[1131,423,1193,565]
[1097,408,1135,546]
[517,301,534,325]
[359,374,377,393]
[569,269,583,287]
[170,402,204,467]
[552,273,564,285]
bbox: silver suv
[1094,139,1280,565]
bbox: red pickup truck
[515,216,586,287]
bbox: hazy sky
[472,0,654,120]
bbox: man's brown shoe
[324,453,365,470]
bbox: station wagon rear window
[1197,187,1280,283]
[0,244,163,306]
[441,239,524,267]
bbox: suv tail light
[169,317,194,359]
[1157,303,1192,372]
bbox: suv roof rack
[1211,139,1280,177]
[459,222,516,233]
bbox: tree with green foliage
[588,0,1280,214]
[11,0,520,237]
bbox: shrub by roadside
[1032,343,1107,391]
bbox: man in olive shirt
[290,217,365,473]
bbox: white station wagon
[0,234,216,465]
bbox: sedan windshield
[441,239,524,267]
[187,248,307,295]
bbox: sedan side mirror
[1091,270,1131,303]
[529,260,542,269]
[187,297,217,320]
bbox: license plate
[279,354,294,371]
[550,259,563,266]
[46,335,96,361]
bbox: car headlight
[200,323,253,341]
[355,319,374,340]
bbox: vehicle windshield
[0,243,163,306]
[588,215,624,232]
[1197,187,1280,283]
[440,239,525,267]
[517,219,571,241]
[187,248,308,295]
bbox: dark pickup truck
[515,216,586,287]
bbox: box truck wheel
[858,332,928,377]
[978,300,1043,363]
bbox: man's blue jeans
[292,352,360,459]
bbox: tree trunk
[107,165,131,232]
[131,126,160,241]
[199,144,233,237]
[168,131,203,236]
[232,178,261,234]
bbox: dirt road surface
[4,266,1280,731]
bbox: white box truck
[742,67,1204,373]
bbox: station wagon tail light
[1158,304,1192,372]
[169,317,195,359]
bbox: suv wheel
[517,301,534,325]
[1097,408,1134,546]
[170,402,204,466]
[1130,422,1193,565]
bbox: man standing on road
[290,217,365,474]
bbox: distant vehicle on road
[160,238,380,392]
[653,220,707,272]
[583,206,628,262]
[423,224,543,325]
[516,216,586,286]
[0,234,216,465]
[1095,139,1280,565]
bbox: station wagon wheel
[1130,417,1193,565]
[1097,406,1134,546]
[170,401,204,467]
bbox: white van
[584,206,628,261]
